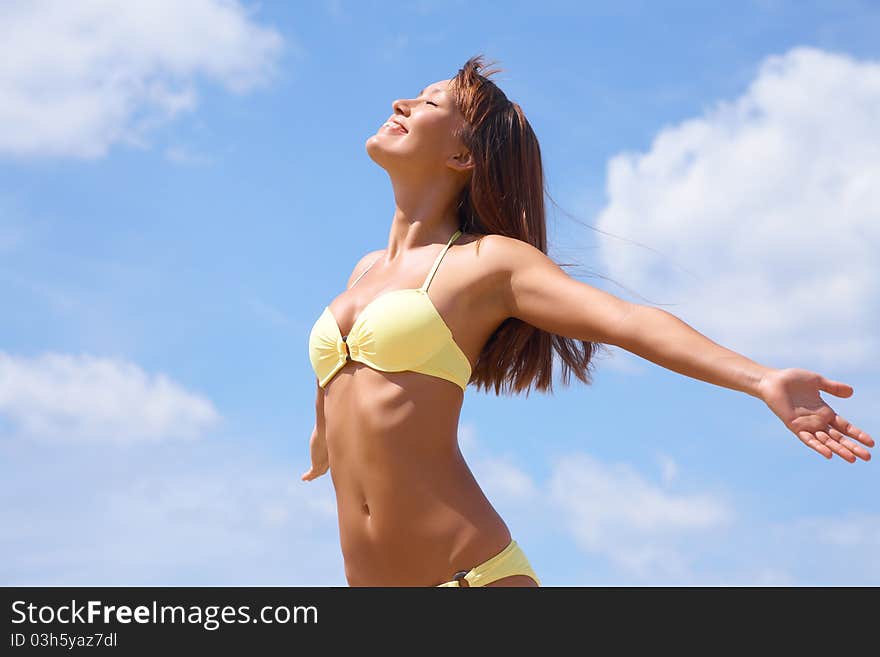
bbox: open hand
[757,368,873,462]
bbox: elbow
[604,302,647,349]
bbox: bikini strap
[348,253,383,290]
[420,229,462,291]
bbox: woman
[303,55,874,587]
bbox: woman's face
[365,78,469,175]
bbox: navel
[361,501,371,517]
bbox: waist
[336,486,511,586]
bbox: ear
[447,150,474,173]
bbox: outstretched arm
[612,303,770,397]
[613,307,872,463]
[494,235,873,463]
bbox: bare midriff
[321,363,512,587]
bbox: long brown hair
[449,54,611,397]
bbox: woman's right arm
[301,379,329,481]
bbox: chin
[364,137,381,161]
[364,137,397,169]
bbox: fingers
[820,377,854,398]
[815,429,856,463]
[797,426,872,463]
[828,427,872,462]
[798,431,833,459]
[829,413,874,448]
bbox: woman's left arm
[494,235,874,463]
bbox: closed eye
[425,100,438,106]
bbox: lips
[388,118,408,133]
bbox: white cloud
[0,439,342,585]
[457,421,540,503]
[459,422,733,580]
[548,452,733,577]
[0,351,220,442]
[596,46,880,370]
[479,457,539,500]
[0,0,285,159]
[466,433,880,583]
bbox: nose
[391,97,411,115]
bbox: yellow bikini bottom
[436,539,541,587]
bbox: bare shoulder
[468,232,551,298]
[474,232,543,257]
[476,233,636,344]
[346,248,385,288]
[460,232,538,274]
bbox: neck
[382,175,462,261]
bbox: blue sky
[2,0,878,586]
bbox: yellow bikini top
[308,229,472,392]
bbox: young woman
[303,55,874,587]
